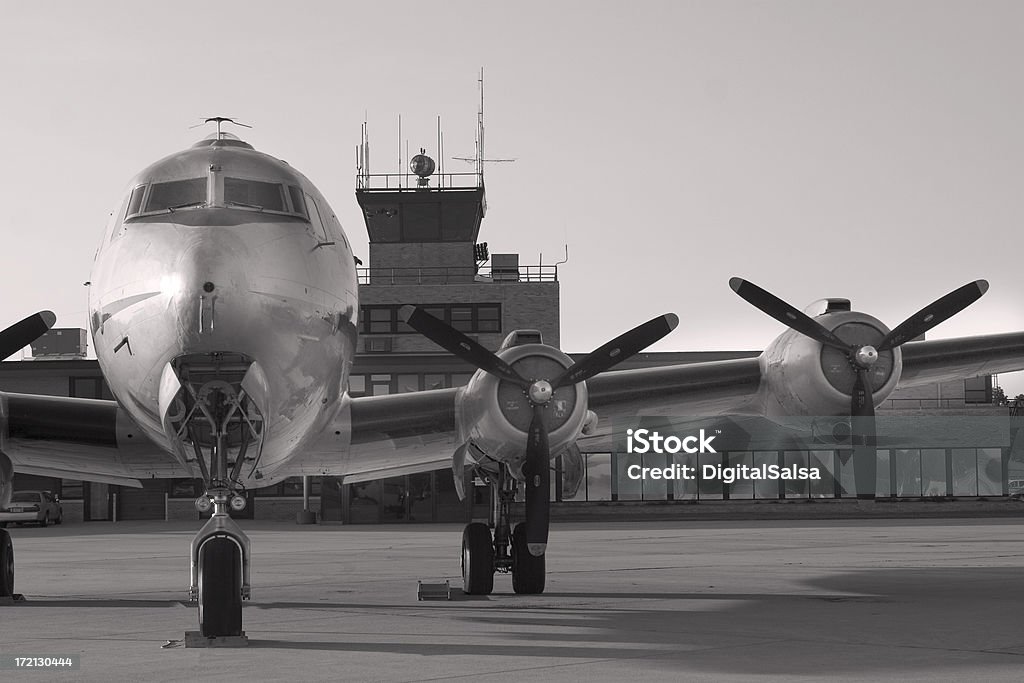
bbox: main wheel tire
[511,522,546,594]
[461,522,494,595]
[39,514,48,528]
[198,537,243,637]
[0,529,13,597]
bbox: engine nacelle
[0,452,11,511]
[457,343,589,478]
[760,310,903,417]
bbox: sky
[1,1,1022,394]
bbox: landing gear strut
[460,464,545,595]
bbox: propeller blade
[729,278,850,351]
[851,367,875,418]
[399,305,529,388]
[878,280,989,351]
[0,311,56,361]
[452,443,468,501]
[552,313,679,389]
[522,404,550,555]
[851,368,877,500]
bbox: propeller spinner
[730,277,988,499]
[400,305,678,554]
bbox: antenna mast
[477,68,485,179]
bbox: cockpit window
[288,186,308,218]
[225,177,285,213]
[145,178,207,212]
[126,185,146,217]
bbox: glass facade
[548,447,1009,503]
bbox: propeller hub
[854,345,879,368]
[528,380,553,405]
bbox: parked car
[0,490,63,527]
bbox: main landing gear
[461,464,545,595]
[0,529,14,599]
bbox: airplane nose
[171,234,253,341]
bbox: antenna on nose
[190,117,253,139]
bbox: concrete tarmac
[2,518,1024,682]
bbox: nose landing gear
[165,355,264,643]
[189,490,250,640]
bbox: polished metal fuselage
[88,139,358,485]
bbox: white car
[0,490,63,527]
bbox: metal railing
[881,398,998,410]
[356,172,482,191]
[357,264,558,286]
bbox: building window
[424,373,446,391]
[673,452,699,500]
[368,307,393,334]
[952,448,978,496]
[60,480,83,500]
[477,304,501,332]
[964,376,992,404]
[978,448,1003,495]
[255,477,322,497]
[360,303,501,335]
[616,452,642,501]
[397,374,420,393]
[893,449,922,497]
[726,451,754,500]
[370,374,392,396]
[753,451,780,499]
[586,454,612,501]
[642,452,669,500]
[170,479,200,498]
[347,372,484,396]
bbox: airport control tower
[352,129,559,374]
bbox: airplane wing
[2,332,1023,485]
[896,332,1024,387]
[1,392,190,487]
[330,330,1024,479]
[336,388,460,483]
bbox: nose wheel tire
[461,523,495,595]
[198,537,243,637]
[511,522,545,594]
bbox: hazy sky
[1,1,1022,393]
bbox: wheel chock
[183,631,249,648]
[417,580,452,601]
